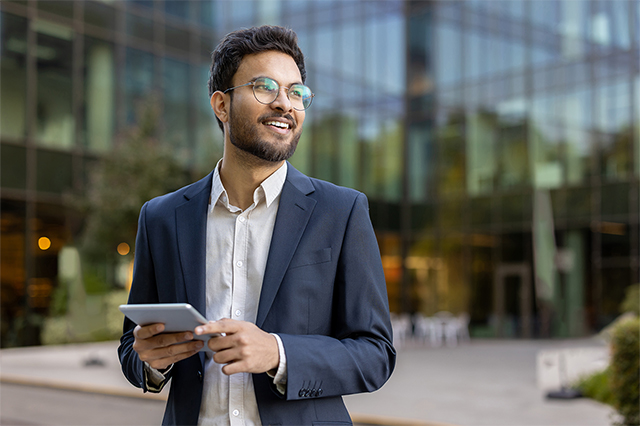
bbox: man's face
[226,51,306,163]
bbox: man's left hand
[195,318,279,375]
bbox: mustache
[258,113,297,129]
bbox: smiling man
[118,26,395,426]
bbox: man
[118,25,395,426]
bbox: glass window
[84,37,115,153]
[336,111,359,191]
[408,121,435,202]
[126,13,154,43]
[194,64,222,176]
[1,13,27,141]
[560,0,588,60]
[84,1,116,29]
[165,0,189,19]
[230,0,254,28]
[36,149,73,194]
[124,48,154,125]
[163,58,190,165]
[380,119,402,202]
[256,0,282,25]
[636,75,640,178]
[1,144,27,189]
[165,25,190,52]
[601,182,629,219]
[497,112,529,189]
[35,20,74,149]
[466,110,497,196]
[437,120,465,198]
[37,1,74,18]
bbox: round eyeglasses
[223,77,314,111]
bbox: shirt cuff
[268,333,287,395]
[143,361,173,392]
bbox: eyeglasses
[223,76,314,111]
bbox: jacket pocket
[288,247,332,270]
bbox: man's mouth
[263,120,291,130]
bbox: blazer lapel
[256,165,316,328]
[175,172,213,317]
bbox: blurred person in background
[118,25,395,426]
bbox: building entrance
[493,263,533,338]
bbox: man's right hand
[132,323,204,370]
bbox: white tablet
[119,303,216,352]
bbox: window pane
[84,1,115,29]
[1,13,27,140]
[84,37,115,153]
[36,149,73,194]
[163,58,190,164]
[125,48,154,125]
[1,144,27,189]
[35,20,74,149]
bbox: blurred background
[0,0,639,350]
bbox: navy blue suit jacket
[118,163,396,425]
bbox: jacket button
[198,371,203,381]
[298,389,305,397]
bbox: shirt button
[238,216,245,223]
[235,309,242,317]
[232,409,240,417]
[236,260,243,267]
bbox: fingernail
[195,327,202,334]
[184,333,192,340]
[196,341,204,348]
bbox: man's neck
[219,152,284,211]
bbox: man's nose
[270,86,293,112]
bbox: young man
[118,25,395,426]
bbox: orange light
[117,242,130,256]
[38,237,51,251]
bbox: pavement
[0,337,616,426]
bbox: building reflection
[1,0,638,346]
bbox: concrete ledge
[0,374,167,401]
[1,373,442,426]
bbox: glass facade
[0,0,638,346]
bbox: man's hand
[195,318,279,376]
[132,323,204,371]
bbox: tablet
[119,303,216,352]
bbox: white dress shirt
[197,161,288,426]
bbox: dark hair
[208,25,306,131]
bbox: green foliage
[73,100,190,265]
[610,317,640,425]
[620,284,640,316]
[575,368,615,407]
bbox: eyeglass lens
[253,77,313,111]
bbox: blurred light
[126,259,134,291]
[117,242,130,256]
[38,237,51,251]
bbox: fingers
[199,319,279,375]
[133,323,165,340]
[145,340,204,370]
[195,317,236,336]
[132,324,203,371]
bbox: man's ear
[211,91,229,124]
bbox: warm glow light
[38,237,51,251]
[117,242,130,256]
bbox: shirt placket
[229,209,249,425]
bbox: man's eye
[255,82,277,92]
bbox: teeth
[265,121,289,129]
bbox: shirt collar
[210,160,287,212]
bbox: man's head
[209,26,306,132]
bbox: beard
[228,102,301,163]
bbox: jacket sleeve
[117,202,172,392]
[279,192,396,400]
